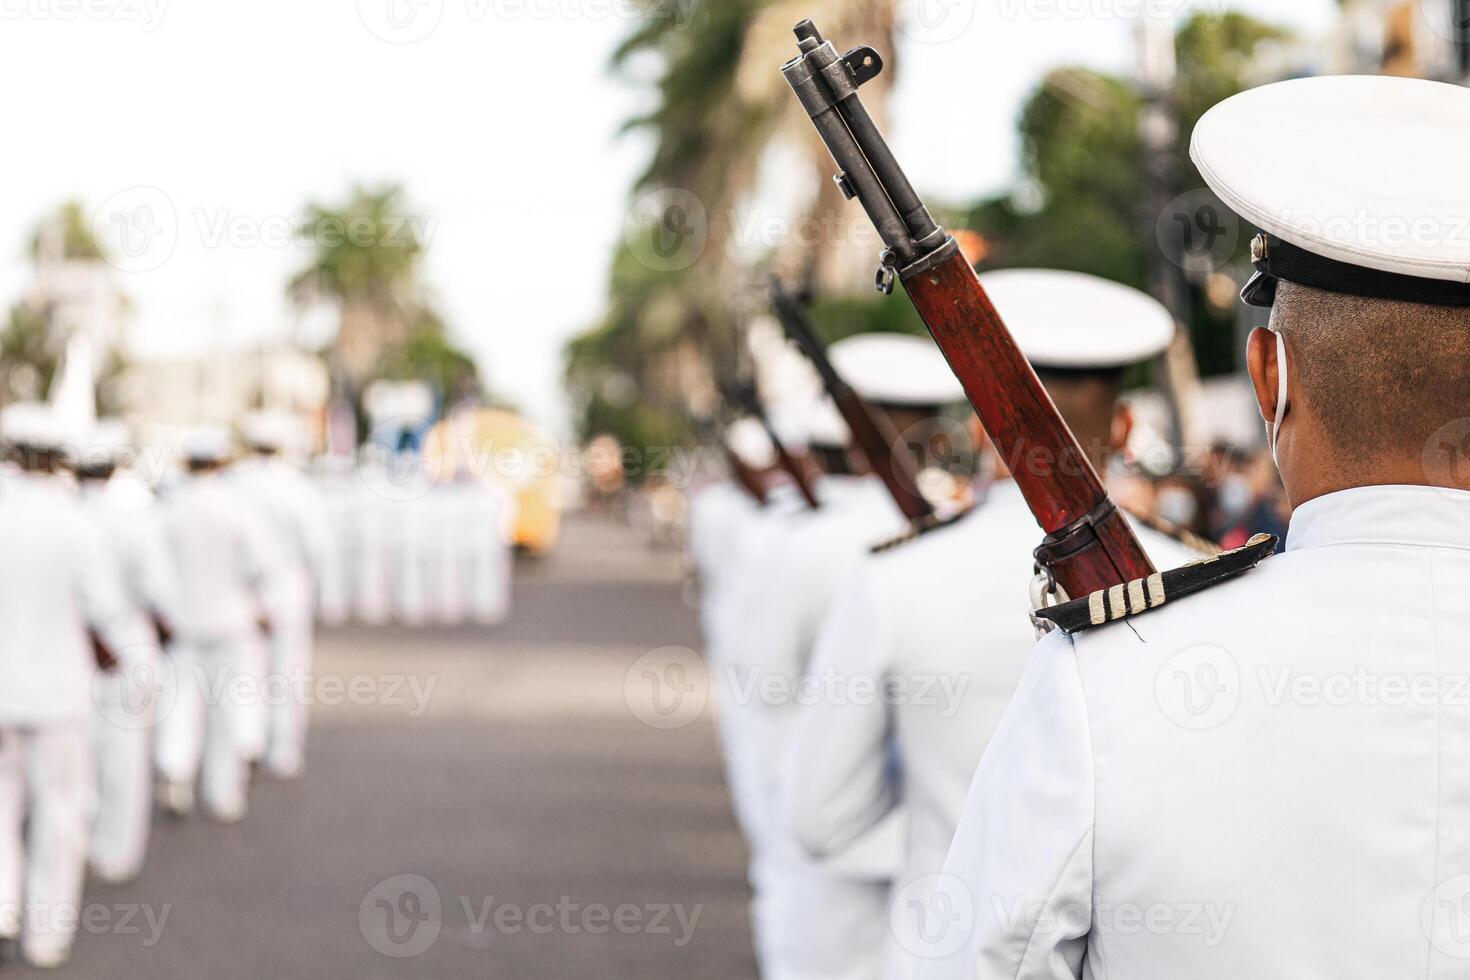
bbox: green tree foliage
[959,12,1290,377]
[289,184,485,418]
[28,200,105,262]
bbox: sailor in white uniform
[466,479,514,625]
[71,419,181,883]
[784,273,1200,978]
[232,411,339,779]
[726,334,961,980]
[0,404,133,968]
[925,75,1470,979]
[156,427,278,822]
[689,417,807,971]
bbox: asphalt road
[29,514,756,979]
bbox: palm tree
[289,185,426,393]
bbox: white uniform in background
[232,417,339,778]
[157,433,278,821]
[0,406,134,967]
[790,269,1187,979]
[77,463,181,883]
[350,470,396,625]
[729,475,909,980]
[793,487,1196,978]
[430,484,468,624]
[465,480,514,625]
[392,472,435,625]
[311,461,354,626]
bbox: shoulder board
[1033,533,1279,635]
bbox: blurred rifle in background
[717,376,822,510]
[768,278,957,542]
[692,413,770,506]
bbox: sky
[0,0,1337,435]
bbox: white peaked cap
[803,396,851,449]
[979,269,1175,370]
[181,425,233,464]
[0,401,66,450]
[828,333,963,407]
[1191,75,1470,304]
[241,410,299,451]
[725,417,777,470]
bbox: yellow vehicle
[424,409,562,555]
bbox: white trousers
[90,665,156,880]
[155,643,249,819]
[265,577,314,777]
[0,719,94,961]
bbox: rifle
[768,278,943,532]
[693,414,771,506]
[780,21,1154,600]
[719,379,822,511]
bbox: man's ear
[1110,403,1134,455]
[1246,327,1280,428]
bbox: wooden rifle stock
[782,20,1154,599]
[768,281,933,524]
[721,381,822,511]
[759,414,822,510]
[694,415,770,506]
[726,447,771,506]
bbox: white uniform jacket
[0,473,132,724]
[162,473,280,645]
[925,485,1470,979]
[789,484,1198,922]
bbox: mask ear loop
[1269,329,1288,463]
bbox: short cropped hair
[1271,282,1470,463]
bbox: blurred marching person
[232,411,340,779]
[725,334,962,980]
[350,448,397,625]
[429,482,468,625]
[927,75,1470,979]
[155,426,278,822]
[70,418,182,884]
[0,403,134,968]
[462,477,514,625]
[782,272,1200,978]
[687,415,815,973]
[391,460,435,626]
[308,455,355,626]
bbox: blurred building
[113,345,329,430]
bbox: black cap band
[1242,234,1470,308]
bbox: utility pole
[1136,10,1202,460]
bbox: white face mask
[1269,328,1288,465]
